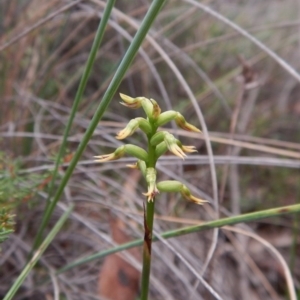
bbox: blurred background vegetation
[0,0,299,299]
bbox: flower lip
[184,194,207,205]
[168,143,186,159]
[151,132,196,159]
[164,132,186,159]
[180,145,197,153]
[120,101,140,109]
[180,185,207,205]
[142,188,159,202]
[143,168,158,202]
[94,154,115,163]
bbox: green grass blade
[33,0,166,249]
[3,205,73,300]
[57,203,300,274]
[33,0,116,250]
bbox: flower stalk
[94,94,202,300]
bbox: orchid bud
[116,118,151,140]
[156,110,201,132]
[164,133,186,159]
[95,144,148,163]
[119,94,164,123]
[151,131,186,158]
[138,118,152,134]
[123,144,148,162]
[119,93,143,109]
[116,119,139,140]
[151,131,197,159]
[155,141,168,158]
[157,180,207,205]
[94,145,126,162]
[150,131,167,146]
[174,112,201,132]
[150,98,161,119]
[141,98,154,120]
[156,180,182,192]
[156,110,177,127]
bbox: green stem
[289,212,299,276]
[140,132,158,299]
[141,199,155,300]
[57,203,300,274]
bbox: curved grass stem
[58,203,299,300]
[58,203,300,274]
[4,205,73,300]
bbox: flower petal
[175,112,201,132]
[94,146,125,162]
[116,119,139,140]
[181,145,197,153]
[119,93,142,109]
[164,133,186,159]
[94,154,114,163]
[180,185,207,205]
[150,98,161,119]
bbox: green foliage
[0,152,51,248]
[1,153,28,206]
[0,209,14,246]
[0,152,18,247]
[3,205,73,300]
